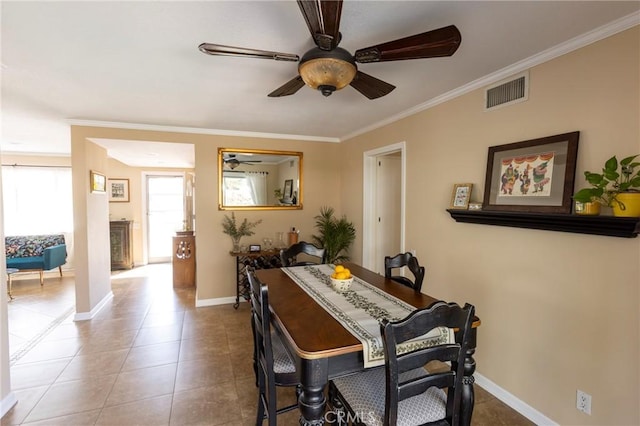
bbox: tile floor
[3,264,533,425]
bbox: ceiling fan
[199,0,461,100]
[224,155,262,170]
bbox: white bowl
[330,277,353,292]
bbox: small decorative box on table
[231,249,282,308]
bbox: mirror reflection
[218,148,303,210]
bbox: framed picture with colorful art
[482,131,579,213]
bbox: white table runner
[281,264,451,368]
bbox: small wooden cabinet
[173,234,196,287]
[110,220,133,270]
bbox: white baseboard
[195,296,243,307]
[475,372,558,425]
[1,392,17,419]
[73,291,114,321]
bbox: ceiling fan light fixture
[298,47,357,96]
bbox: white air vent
[485,71,529,111]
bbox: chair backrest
[247,267,277,389]
[280,241,326,267]
[384,252,426,291]
[247,267,298,425]
[381,301,475,426]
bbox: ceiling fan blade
[268,76,306,97]
[349,71,395,100]
[354,25,461,63]
[297,0,343,50]
[198,43,299,62]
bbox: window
[2,166,73,235]
[223,172,267,206]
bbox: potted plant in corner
[573,154,640,217]
[312,206,356,264]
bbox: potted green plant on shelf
[312,206,356,264]
[222,212,262,252]
[573,154,640,217]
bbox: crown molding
[341,12,640,142]
[67,119,340,143]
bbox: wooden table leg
[298,357,328,425]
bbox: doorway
[146,174,184,263]
[362,142,406,273]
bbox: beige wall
[341,27,639,425]
[0,167,13,411]
[0,154,71,167]
[71,136,112,313]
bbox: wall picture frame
[482,131,579,213]
[450,183,473,209]
[90,170,106,193]
[108,178,130,202]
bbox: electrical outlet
[577,390,592,415]
[410,249,416,256]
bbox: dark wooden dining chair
[384,252,425,292]
[280,241,326,267]
[247,267,300,425]
[329,301,475,426]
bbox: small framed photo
[108,178,130,203]
[249,244,261,253]
[450,183,473,209]
[90,170,106,193]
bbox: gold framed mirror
[218,147,303,210]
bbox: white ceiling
[1,1,639,168]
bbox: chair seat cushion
[332,367,446,426]
[6,256,45,270]
[271,330,296,374]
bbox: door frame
[141,171,185,265]
[362,141,406,271]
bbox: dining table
[255,262,480,426]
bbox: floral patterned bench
[5,234,67,286]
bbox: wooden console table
[173,234,196,287]
[231,249,282,308]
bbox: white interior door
[146,175,184,263]
[362,142,406,272]
[374,154,402,274]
